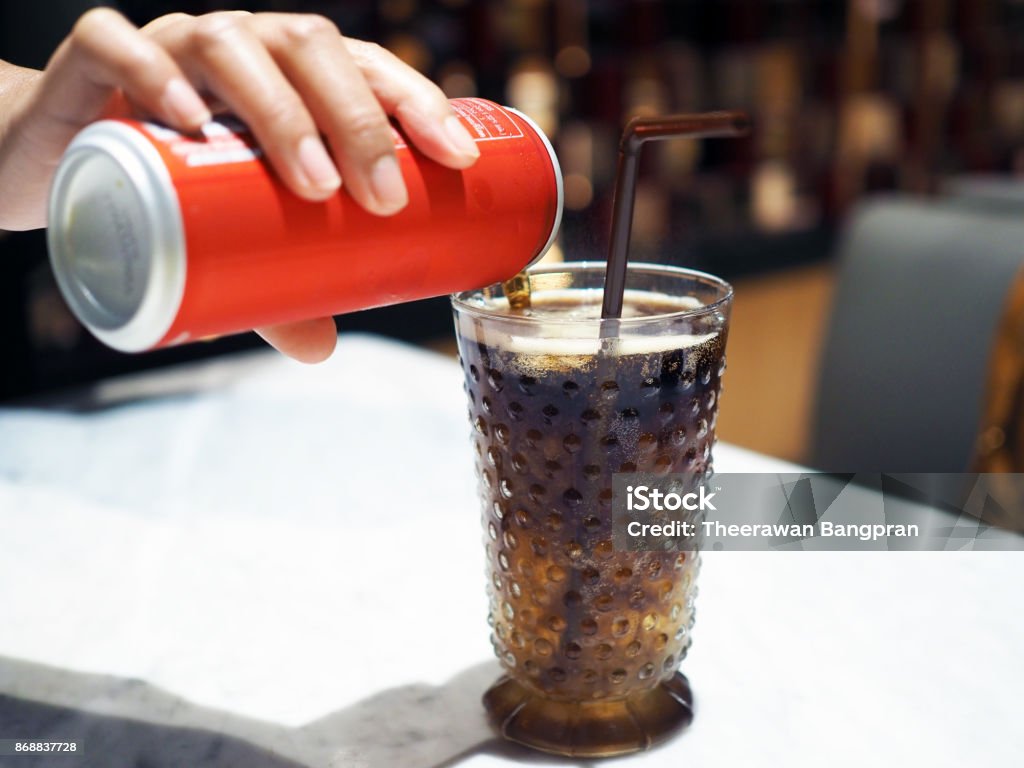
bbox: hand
[0,8,480,362]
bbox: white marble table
[0,335,1020,767]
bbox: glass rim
[451,261,734,326]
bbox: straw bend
[620,111,752,154]
[602,110,751,321]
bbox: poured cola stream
[501,271,532,312]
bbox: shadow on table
[0,655,549,768]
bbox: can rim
[47,120,186,353]
[451,261,734,325]
[506,107,564,266]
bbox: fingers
[34,8,210,151]
[149,12,477,211]
[344,39,480,170]
[0,7,212,229]
[255,318,338,363]
[251,14,407,215]
[147,13,341,202]
[40,9,478,212]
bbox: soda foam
[457,289,720,374]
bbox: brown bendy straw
[601,111,751,321]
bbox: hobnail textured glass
[453,263,731,757]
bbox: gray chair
[810,195,1024,472]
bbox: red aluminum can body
[47,98,563,352]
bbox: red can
[46,98,563,352]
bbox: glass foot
[482,672,694,758]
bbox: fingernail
[298,136,341,193]
[444,115,480,160]
[369,155,408,215]
[161,79,211,127]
